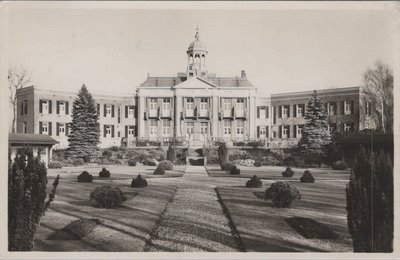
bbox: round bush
[230,166,241,175]
[77,171,93,183]
[99,168,111,178]
[282,167,295,177]
[300,170,315,183]
[128,159,137,166]
[221,162,235,171]
[143,158,157,166]
[48,161,63,169]
[264,181,301,208]
[102,150,112,159]
[332,160,347,170]
[154,167,165,175]
[131,174,148,188]
[89,186,126,208]
[72,158,84,167]
[246,175,262,188]
[254,161,262,167]
[158,160,173,170]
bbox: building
[15,28,375,149]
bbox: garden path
[144,166,240,252]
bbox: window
[345,101,352,115]
[236,120,244,135]
[105,125,112,136]
[186,122,194,135]
[260,126,266,137]
[162,120,171,136]
[23,122,27,134]
[296,105,303,117]
[328,103,335,116]
[224,120,231,135]
[42,100,49,114]
[128,126,135,136]
[150,120,157,135]
[162,98,171,110]
[282,106,288,118]
[273,131,276,138]
[59,123,65,135]
[150,98,157,110]
[344,123,352,132]
[21,100,28,115]
[200,122,208,134]
[186,98,194,117]
[41,122,48,134]
[127,106,135,118]
[224,99,232,117]
[329,124,337,132]
[260,107,266,119]
[236,99,245,117]
[59,102,65,115]
[106,105,112,117]
[296,125,303,139]
[366,101,371,116]
[282,126,288,138]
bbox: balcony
[223,108,234,118]
[198,109,209,118]
[185,109,195,118]
[149,108,158,118]
[235,108,247,119]
[161,109,172,118]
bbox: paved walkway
[144,166,239,252]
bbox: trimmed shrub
[143,158,157,166]
[230,166,241,175]
[300,170,315,183]
[254,161,262,167]
[158,160,173,170]
[72,158,84,167]
[98,168,110,178]
[221,162,235,171]
[264,181,301,208]
[131,174,148,188]
[282,167,295,177]
[48,161,63,169]
[346,149,393,252]
[246,175,262,188]
[332,160,347,170]
[8,147,59,251]
[102,149,112,158]
[218,143,229,166]
[128,159,137,166]
[166,145,176,162]
[77,171,93,182]
[154,167,165,175]
[89,186,126,208]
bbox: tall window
[224,99,232,117]
[200,98,208,117]
[118,106,121,124]
[282,106,288,118]
[260,107,266,118]
[200,122,208,134]
[150,98,157,110]
[42,101,49,114]
[59,102,66,115]
[105,125,112,137]
[296,105,303,117]
[186,122,194,135]
[149,120,157,135]
[127,126,135,136]
[260,126,266,137]
[106,104,112,117]
[236,120,244,135]
[162,98,171,110]
[21,100,28,115]
[23,122,27,134]
[128,106,135,118]
[344,123,353,132]
[328,103,335,116]
[162,120,171,136]
[224,120,231,135]
[41,122,48,134]
[344,101,352,115]
[236,99,244,117]
[296,125,303,139]
[186,98,194,117]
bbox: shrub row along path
[144,166,240,252]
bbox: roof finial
[195,25,199,40]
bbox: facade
[15,29,375,149]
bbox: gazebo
[9,133,59,167]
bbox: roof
[187,39,207,52]
[9,133,59,146]
[139,76,255,88]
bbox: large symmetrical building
[15,29,374,149]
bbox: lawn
[33,166,183,251]
[216,166,353,252]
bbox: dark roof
[139,76,254,88]
[9,133,59,145]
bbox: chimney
[241,70,246,78]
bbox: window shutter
[39,100,43,113]
[287,126,290,138]
[112,105,115,118]
[278,106,282,118]
[39,122,43,134]
[257,107,260,118]
[341,101,345,115]
[24,101,28,114]
[66,101,69,115]
[48,122,52,136]
[97,104,100,115]
[56,101,60,114]
[257,126,260,137]
[294,125,297,138]
[293,105,297,118]
[125,106,128,118]
[266,126,269,138]
[125,126,128,138]
[287,106,290,118]
[104,104,107,117]
[20,102,23,115]
[351,100,354,114]
[279,125,282,138]
[103,125,106,137]
[65,123,69,136]
[135,106,138,118]
[49,100,52,114]
[111,125,115,137]
[266,106,269,119]
[56,123,59,136]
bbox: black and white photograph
[1,1,398,258]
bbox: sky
[7,6,395,96]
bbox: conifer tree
[298,90,332,165]
[67,85,100,161]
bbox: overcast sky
[7,6,395,96]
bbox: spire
[195,25,199,40]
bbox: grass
[285,217,340,239]
[34,166,179,251]
[216,168,353,252]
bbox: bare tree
[8,66,31,133]
[362,61,393,133]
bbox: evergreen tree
[298,90,332,165]
[67,85,100,161]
